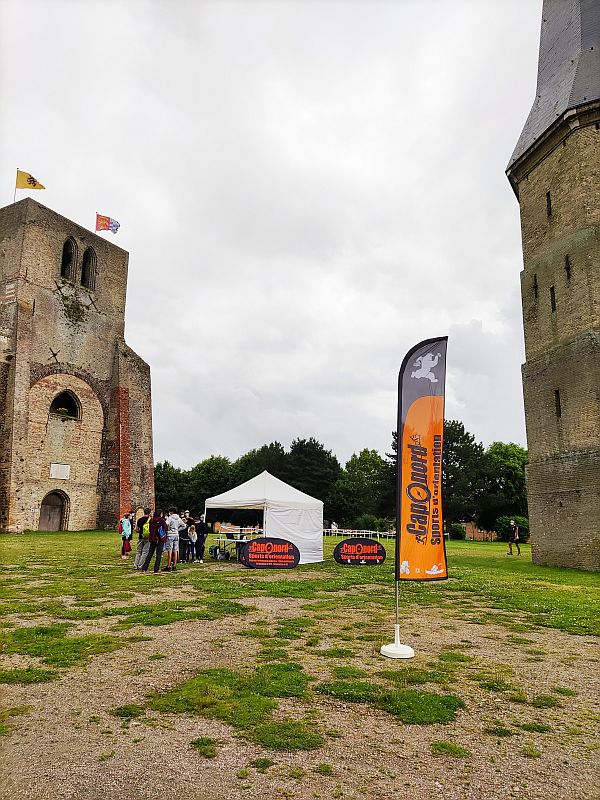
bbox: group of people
[119,508,209,574]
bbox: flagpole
[14,169,18,203]
[381,336,448,659]
[381,358,414,659]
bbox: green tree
[231,442,287,486]
[326,478,362,526]
[327,449,391,525]
[188,455,232,514]
[477,443,528,530]
[442,420,486,523]
[154,460,188,511]
[283,437,341,510]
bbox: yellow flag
[16,170,45,190]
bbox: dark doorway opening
[39,491,68,531]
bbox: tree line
[154,421,528,534]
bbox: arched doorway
[39,491,69,531]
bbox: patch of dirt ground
[0,591,598,800]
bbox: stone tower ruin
[0,199,154,531]
[506,0,599,569]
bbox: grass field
[1,532,598,800]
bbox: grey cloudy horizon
[1,0,541,470]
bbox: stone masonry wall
[518,124,600,363]
[526,450,600,570]
[522,333,600,457]
[120,342,154,515]
[22,373,104,531]
[516,119,600,569]
[0,199,154,532]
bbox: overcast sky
[1,0,542,469]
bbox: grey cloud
[1,0,540,470]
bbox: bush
[449,523,466,540]
[493,515,530,543]
[350,515,391,532]
[352,513,379,531]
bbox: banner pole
[381,336,449,659]
[381,362,414,659]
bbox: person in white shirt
[163,507,185,571]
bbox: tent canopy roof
[205,471,323,511]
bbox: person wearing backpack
[119,513,133,559]
[133,507,152,570]
[141,510,167,574]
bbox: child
[120,513,133,559]
[188,524,197,562]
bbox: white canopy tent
[204,471,323,564]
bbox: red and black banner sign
[333,538,386,565]
[396,337,448,582]
[239,537,300,569]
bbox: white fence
[323,528,395,540]
[324,529,450,540]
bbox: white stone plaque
[50,463,70,480]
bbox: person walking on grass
[163,507,184,571]
[507,520,521,556]
[142,510,167,574]
[119,512,133,559]
[133,507,152,570]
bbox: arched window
[81,247,97,290]
[60,238,77,280]
[49,390,81,420]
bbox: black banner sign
[239,537,300,569]
[333,538,386,566]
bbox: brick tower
[0,199,154,531]
[506,0,599,569]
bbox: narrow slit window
[60,238,77,280]
[554,389,561,418]
[546,191,552,216]
[81,247,97,290]
[533,273,538,299]
[550,285,556,312]
[564,255,571,282]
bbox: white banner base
[380,624,415,659]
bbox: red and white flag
[96,213,120,234]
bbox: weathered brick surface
[511,111,600,570]
[517,125,600,361]
[522,333,600,456]
[526,450,600,571]
[0,199,154,531]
